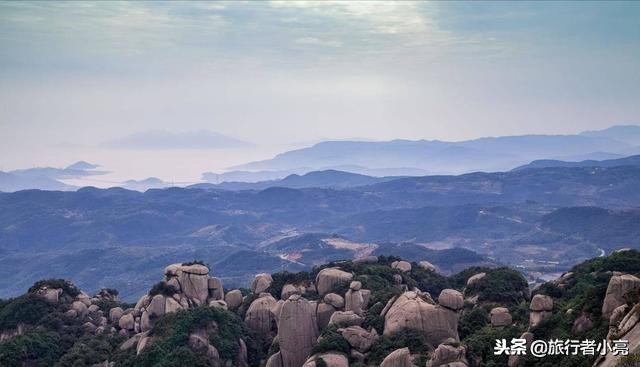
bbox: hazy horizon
[1,1,639,182]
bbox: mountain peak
[65,161,99,171]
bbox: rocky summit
[2,252,640,366]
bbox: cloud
[295,36,342,48]
[270,1,433,35]
[102,130,251,150]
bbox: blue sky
[1,1,639,180]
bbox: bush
[409,265,452,297]
[535,282,564,298]
[0,294,58,329]
[55,334,123,367]
[363,302,385,334]
[459,307,489,339]
[368,329,429,364]
[311,325,350,355]
[0,330,63,367]
[464,325,522,366]
[116,306,265,367]
[269,271,313,300]
[28,279,80,297]
[465,268,529,307]
[148,282,178,297]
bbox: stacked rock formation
[267,294,319,367]
[595,274,640,366]
[529,294,553,328]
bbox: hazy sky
[1,1,639,182]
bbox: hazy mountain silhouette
[513,154,640,171]
[0,171,75,192]
[191,169,399,190]
[122,177,172,192]
[202,166,429,184]
[580,124,640,146]
[232,125,640,175]
[0,161,106,192]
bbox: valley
[2,163,639,301]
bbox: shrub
[464,325,522,366]
[536,282,564,298]
[368,329,429,364]
[311,326,350,355]
[117,306,265,367]
[0,294,58,329]
[55,334,123,367]
[409,265,452,297]
[0,330,63,367]
[459,307,489,339]
[269,271,313,300]
[465,268,529,307]
[363,302,385,334]
[148,282,178,297]
[28,279,80,297]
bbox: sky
[1,1,639,182]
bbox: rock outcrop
[176,264,210,305]
[384,291,459,348]
[391,260,412,273]
[438,289,464,311]
[466,272,486,287]
[329,310,364,327]
[529,294,553,327]
[316,268,353,295]
[188,328,220,367]
[302,352,349,367]
[380,347,413,367]
[490,307,512,327]
[271,294,319,367]
[572,313,593,334]
[251,273,273,294]
[225,289,243,310]
[324,293,345,309]
[427,342,468,367]
[245,293,278,335]
[418,261,436,272]
[208,277,224,301]
[602,274,640,318]
[345,281,367,315]
[338,326,378,353]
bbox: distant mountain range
[0,161,108,192]
[122,177,172,191]
[2,163,640,298]
[3,125,640,193]
[190,170,400,190]
[223,125,640,180]
[513,154,640,171]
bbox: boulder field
[3,251,640,366]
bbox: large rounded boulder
[316,268,353,295]
[384,291,460,348]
